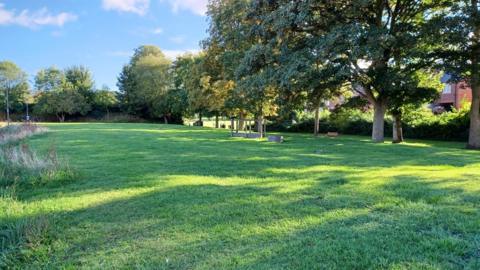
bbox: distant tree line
[0,62,118,123]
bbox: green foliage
[0,61,29,113]
[177,53,210,116]
[34,67,64,92]
[200,0,450,140]
[117,45,182,122]
[93,87,118,118]
[272,105,471,141]
[35,87,91,122]
[425,0,477,80]
[402,106,470,141]
[64,65,95,103]
[33,66,94,121]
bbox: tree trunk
[392,113,404,144]
[467,0,480,149]
[372,101,386,143]
[164,115,168,124]
[239,111,245,131]
[215,114,219,128]
[58,113,65,122]
[106,108,110,120]
[468,90,480,149]
[257,114,264,138]
[314,104,320,136]
[5,87,10,126]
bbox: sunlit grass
[1,123,479,269]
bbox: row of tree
[172,0,478,148]
[116,45,234,126]
[0,61,118,122]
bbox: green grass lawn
[3,123,480,269]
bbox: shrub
[268,106,470,141]
[402,107,470,141]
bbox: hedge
[268,107,470,142]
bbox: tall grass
[0,124,48,145]
[0,124,73,267]
[0,144,75,187]
[0,216,53,268]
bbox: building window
[443,84,452,94]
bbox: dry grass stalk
[0,124,48,145]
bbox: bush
[268,106,470,141]
[402,107,469,141]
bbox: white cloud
[152,27,163,34]
[163,49,200,59]
[108,48,200,60]
[102,0,150,15]
[0,4,77,28]
[162,0,208,16]
[107,50,133,57]
[169,35,185,44]
[51,30,64,37]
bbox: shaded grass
[2,123,479,269]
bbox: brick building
[434,74,472,111]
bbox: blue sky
[0,0,209,90]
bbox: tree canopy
[0,61,29,123]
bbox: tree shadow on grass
[20,123,480,203]
[7,124,479,268]
[9,171,480,269]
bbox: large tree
[245,0,350,136]
[35,88,90,122]
[34,67,91,122]
[388,71,440,143]
[65,65,95,104]
[117,45,173,121]
[180,53,210,123]
[204,0,253,129]
[307,0,450,142]
[428,0,480,149]
[34,66,65,92]
[0,61,29,124]
[94,86,118,120]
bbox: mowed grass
[3,123,480,269]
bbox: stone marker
[268,135,284,143]
[327,132,339,137]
